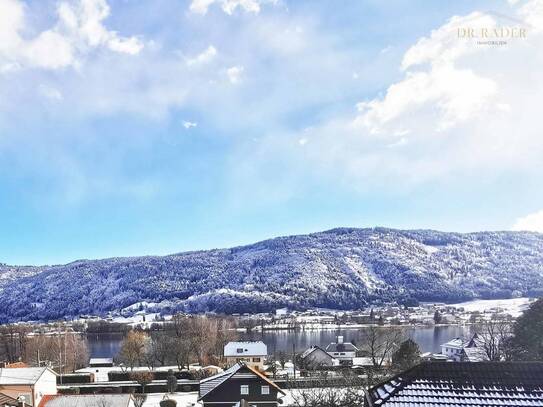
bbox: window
[252,357,261,362]
[240,385,249,395]
[237,348,244,353]
[261,385,270,395]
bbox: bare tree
[117,331,149,370]
[168,314,238,366]
[25,330,88,372]
[133,394,147,407]
[149,332,170,366]
[289,371,365,407]
[360,326,404,368]
[277,351,287,369]
[0,324,30,363]
[474,318,513,361]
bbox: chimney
[337,336,344,344]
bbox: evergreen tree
[392,339,421,371]
[507,298,543,361]
[433,310,442,324]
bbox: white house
[224,341,268,371]
[441,334,482,362]
[0,367,57,407]
[325,336,358,365]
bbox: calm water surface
[87,326,474,358]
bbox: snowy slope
[0,228,542,322]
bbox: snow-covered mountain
[1,228,542,322]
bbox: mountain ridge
[1,227,542,322]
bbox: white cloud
[183,120,198,129]
[39,85,63,101]
[233,0,543,193]
[0,0,143,72]
[298,138,308,146]
[512,210,543,232]
[186,45,217,66]
[189,0,275,15]
[226,65,244,83]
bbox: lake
[87,325,475,358]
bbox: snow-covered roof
[89,358,113,365]
[326,342,358,353]
[441,337,467,349]
[0,367,56,385]
[44,394,133,407]
[352,357,374,367]
[300,346,331,360]
[462,347,489,362]
[224,341,267,357]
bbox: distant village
[0,297,541,407]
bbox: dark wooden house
[365,361,543,406]
[199,362,285,407]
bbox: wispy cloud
[189,0,276,15]
[186,45,217,66]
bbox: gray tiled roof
[367,362,543,407]
[199,363,242,399]
[326,342,358,353]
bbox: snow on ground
[75,365,201,382]
[451,297,534,317]
[142,392,199,407]
[140,389,359,407]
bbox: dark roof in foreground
[198,362,285,401]
[366,362,543,407]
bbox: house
[460,346,489,362]
[299,346,335,370]
[440,334,481,361]
[88,358,114,368]
[41,394,135,407]
[199,362,285,407]
[0,392,20,407]
[325,336,358,366]
[365,361,543,406]
[0,367,57,407]
[224,342,267,370]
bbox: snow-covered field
[450,297,534,317]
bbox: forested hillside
[1,228,542,322]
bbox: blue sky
[1,0,543,265]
